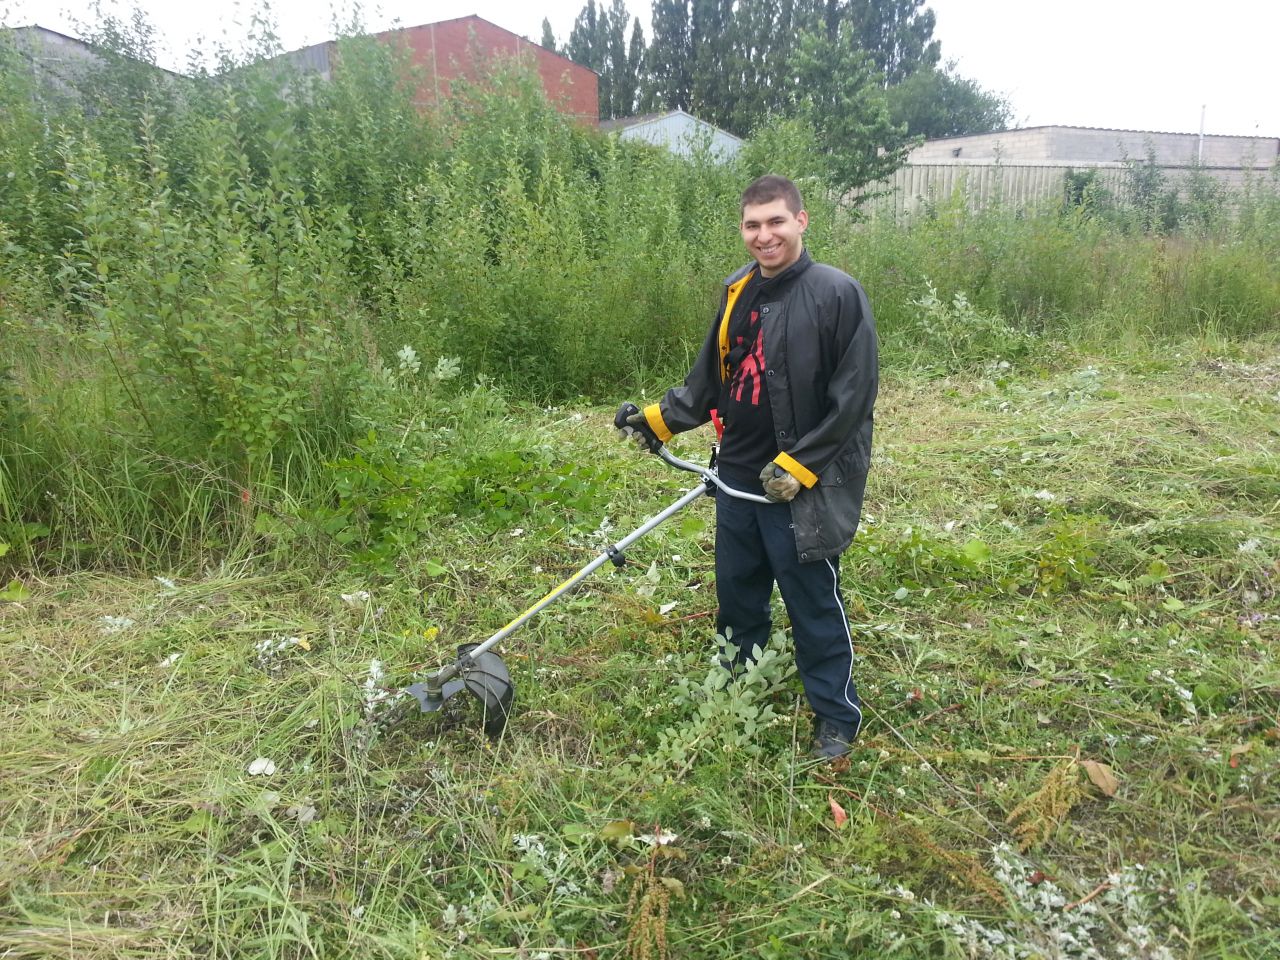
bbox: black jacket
[642,251,878,561]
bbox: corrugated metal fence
[858,162,1132,220]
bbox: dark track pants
[714,486,863,737]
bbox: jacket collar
[757,249,812,286]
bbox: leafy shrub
[900,281,1036,371]
[649,630,797,774]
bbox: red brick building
[275,16,598,124]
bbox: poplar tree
[568,0,610,113]
[646,0,692,111]
[847,0,940,85]
[689,0,735,128]
[606,0,633,116]
[627,18,651,113]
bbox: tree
[628,18,652,113]
[561,0,933,185]
[689,0,736,128]
[646,0,692,111]
[847,0,940,85]
[786,25,911,193]
[727,0,782,134]
[885,63,1012,139]
[568,0,647,119]
[606,0,633,116]
[540,18,558,52]
[568,0,610,114]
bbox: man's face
[741,198,808,277]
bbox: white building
[601,109,743,162]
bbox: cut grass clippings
[1,343,1277,958]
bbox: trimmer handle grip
[614,401,641,431]
[615,401,664,454]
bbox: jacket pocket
[824,447,863,487]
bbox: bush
[0,18,1276,571]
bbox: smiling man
[618,174,879,760]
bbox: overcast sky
[5,0,1276,137]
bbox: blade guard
[406,643,514,737]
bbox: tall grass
[1,21,1277,572]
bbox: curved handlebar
[656,445,773,504]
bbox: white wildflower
[1237,538,1261,554]
[636,830,679,846]
[1033,490,1056,502]
[340,590,372,606]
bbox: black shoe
[810,719,856,761]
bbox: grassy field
[2,338,1277,958]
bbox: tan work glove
[759,464,802,503]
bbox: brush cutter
[403,404,769,735]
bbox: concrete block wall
[908,125,1279,170]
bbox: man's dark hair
[741,175,804,215]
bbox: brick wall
[377,16,598,124]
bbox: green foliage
[903,281,1036,371]
[847,0,942,84]
[885,62,1013,139]
[786,25,912,195]
[567,0,952,188]
[649,630,797,772]
[1,12,1277,572]
[325,421,614,575]
[1026,514,1103,597]
[566,0,645,119]
[646,0,693,110]
[4,350,1278,956]
[737,115,837,202]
